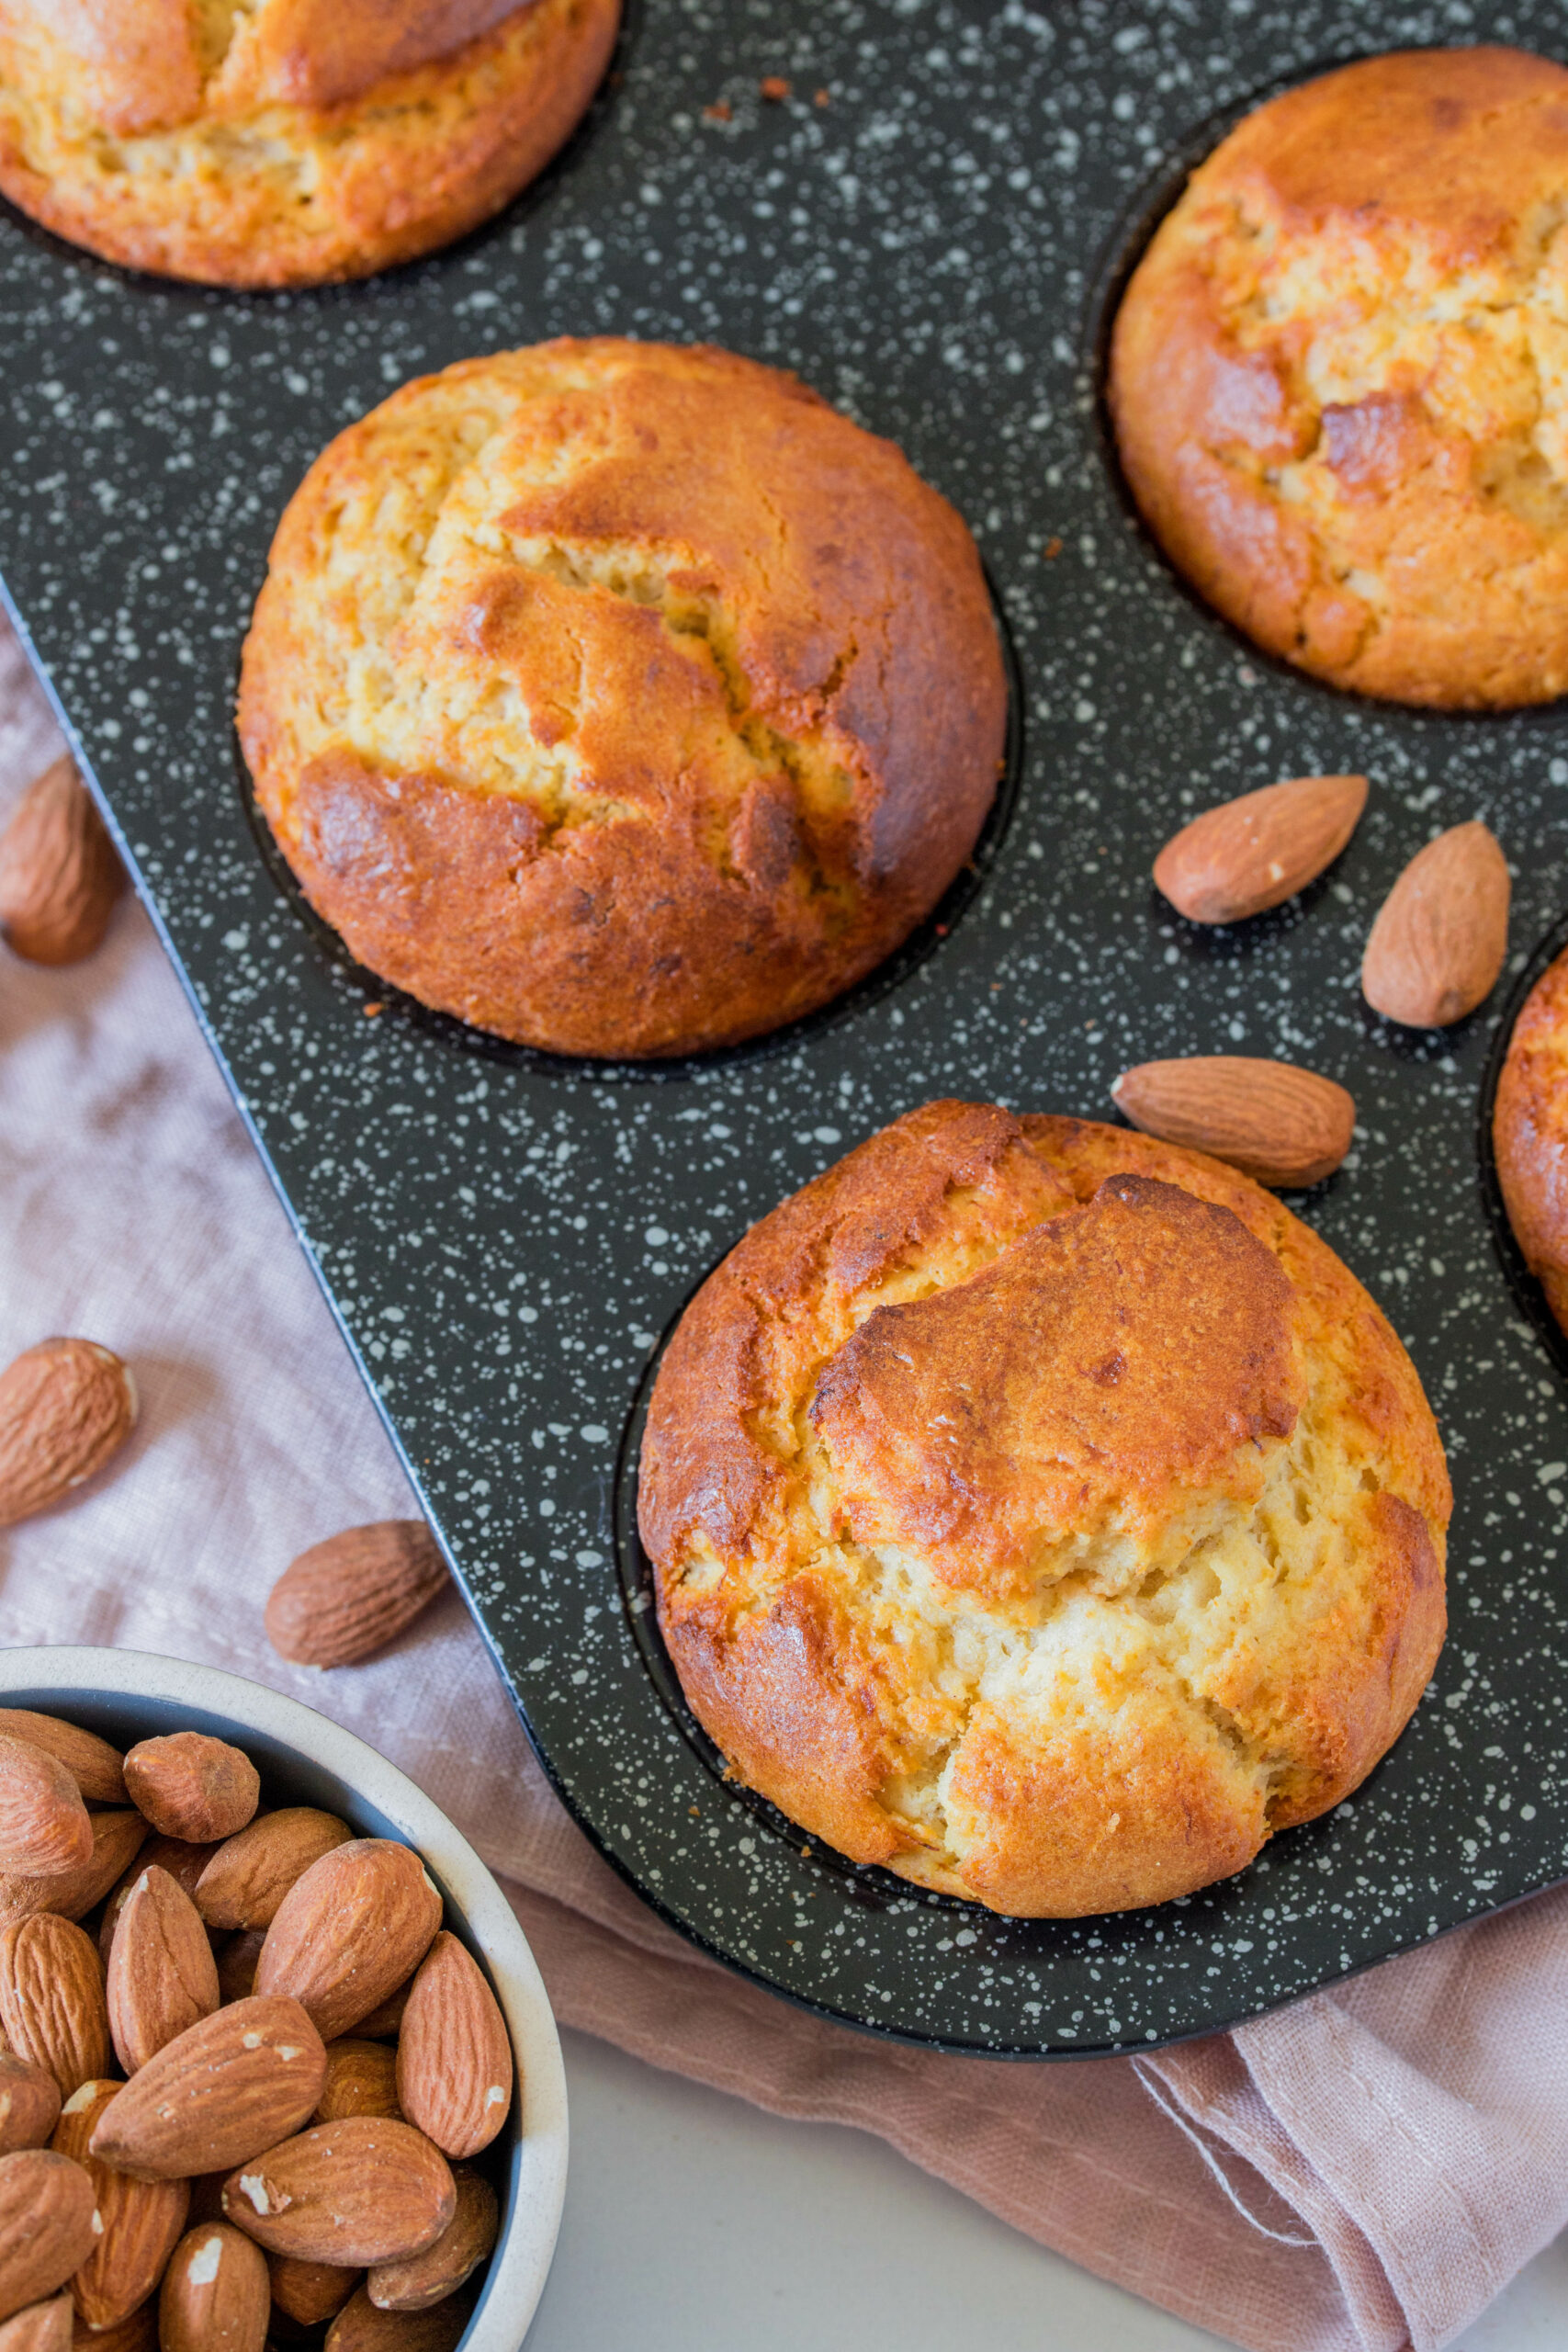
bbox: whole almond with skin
[0,1717,124,1807]
[268,2253,361,2326]
[157,2222,268,2352]
[0,757,121,966]
[395,1934,512,2160]
[107,1867,220,2075]
[214,1930,266,2008]
[220,2116,455,2267]
[0,2054,60,2155]
[1361,820,1510,1027]
[0,1341,137,1530]
[51,2081,187,2333]
[0,1918,108,2098]
[196,1810,353,1933]
[0,1740,91,1883]
[1111,1057,1356,1189]
[0,2294,72,2349]
[315,2041,400,2125]
[0,1813,147,1934]
[1154,772,1369,924]
[100,1837,218,1964]
[87,1997,325,2183]
[265,1523,449,1669]
[255,1843,441,2042]
[368,2165,497,2312]
[326,2285,474,2352]
[122,1736,259,1845]
[0,2149,99,2324]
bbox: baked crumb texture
[239,340,1007,1057]
[1110,45,1568,708]
[1495,944,1568,1331]
[0,0,621,286]
[640,1103,1451,1917]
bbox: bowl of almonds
[0,1645,568,2350]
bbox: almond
[1111,1057,1356,1189]
[394,1935,512,2161]
[0,2149,98,2324]
[0,1718,124,1808]
[0,2293,72,2349]
[325,2285,473,2351]
[255,1842,441,2042]
[196,1810,352,1932]
[214,1931,266,2009]
[0,2054,61,2155]
[0,1340,137,1530]
[265,1522,449,1669]
[1361,820,1510,1027]
[157,2222,268,2352]
[122,1736,258,1846]
[267,2252,361,2325]
[367,2165,497,2312]
[51,2081,187,2333]
[64,2303,156,2350]
[220,2116,455,2267]
[87,1996,326,2182]
[353,1982,412,2043]
[0,1739,91,1882]
[315,2041,400,2125]
[1154,773,1368,923]
[0,1813,148,1934]
[0,1919,109,2099]
[107,1867,220,2075]
[99,1838,218,1964]
[0,757,122,967]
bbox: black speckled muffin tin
[4,0,1568,2058]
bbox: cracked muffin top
[1109,46,1568,708]
[239,339,1006,1057]
[0,0,619,287]
[639,1103,1450,1917]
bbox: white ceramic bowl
[0,1645,568,2350]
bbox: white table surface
[525,2029,1568,2352]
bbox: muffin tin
[4,0,1568,2058]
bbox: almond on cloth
[0,1918,109,2099]
[0,1813,147,1934]
[0,1340,137,1530]
[367,2165,497,2312]
[326,2284,474,2351]
[265,1523,449,1669]
[0,2149,99,2324]
[220,2116,455,2267]
[0,2292,72,2348]
[0,1717,124,1807]
[51,2081,187,2334]
[0,1739,92,1882]
[122,1736,258,1846]
[157,2222,268,2352]
[0,755,122,967]
[87,1997,325,2182]
[0,2054,61,2155]
[1111,1057,1356,1189]
[395,1935,512,2160]
[315,2041,400,2125]
[1361,819,1511,1026]
[1154,772,1369,924]
[99,1837,219,1963]
[196,1810,352,1933]
[107,1867,220,2075]
[213,1931,266,2008]
[268,2252,361,2325]
[255,1842,441,2042]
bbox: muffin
[0,0,620,287]
[239,340,1006,1058]
[639,1102,1450,1917]
[1110,46,1568,708]
[1495,943,1568,1330]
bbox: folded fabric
[2,614,1563,2352]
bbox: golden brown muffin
[0,0,620,288]
[1495,943,1568,1329]
[1110,47,1568,708]
[239,340,1006,1058]
[640,1102,1450,1917]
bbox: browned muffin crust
[0,0,620,288]
[640,1103,1450,1917]
[1495,944,1568,1329]
[239,340,1007,1058]
[1110,46,1568,708]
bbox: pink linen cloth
[2,615,1565,2352]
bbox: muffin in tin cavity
[239,339,1007,1058]
[639,1102,1450,1918]
[1110,46,1568,709]
[1495,942,1568,1332]
[0,0,621,288]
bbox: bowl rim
[0,1644,568,2351]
